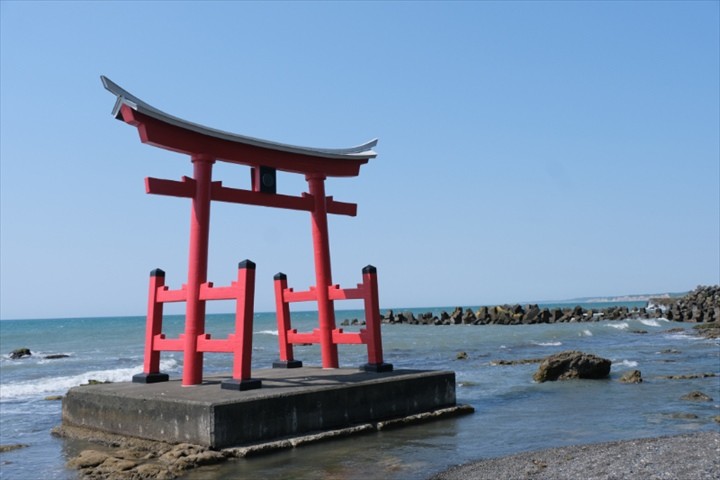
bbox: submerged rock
[668,412,699,419]
[680,391,713,402]
[659,372,717,380]
[491,358,544,366]
[44,354,70,360]
[0,444,29,453]
[533,350,611,382]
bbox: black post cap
[362,265,377,274]
[273,360,303,369]
[238,259,256,270]
[360,362,393,373]
[150,269,166,277]
[274,272,287,280]
[132,372,169,383]
[221,378,262,391]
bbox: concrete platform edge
[61,368,462,448]
[55,404,475,457]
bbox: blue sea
[1,303,719,479]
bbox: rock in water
[619,370,643,383]
[680,391,713,402]
[9,348,32,359]
[533,350,611,382]
[0,444,29,453]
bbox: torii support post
[220,260,262,391]
[306,174,339,368]
[272,273,303,368]
[132,269,170,384]
[183,155,214,386]
[359,265,393,372]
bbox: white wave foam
[607,322,629,330]
[639,319,666,327]
[0,359,178,400]
[580,329,593,336]
[256,329,278,336]
[664,332,699,341]
[534,341,562,346]
[616,359,638,368]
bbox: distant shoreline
[544,291,688,305]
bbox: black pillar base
[360,363,394,373]
[132,372,169,384]
[272,360,303,369]
[221,378,262,391]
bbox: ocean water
[1,305,719,480]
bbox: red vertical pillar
[221,260,262,391]
[306,174,339,368]
[360,265,393,372]
[133,268,170,383]
[272,273,303,368]
[235,260,255,380]
[183,154,214,386]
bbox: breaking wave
[639,319,667,327]
[256,329,279,336]
[0,359,178,400]
[615,359,639,368]
[607,322,629,330]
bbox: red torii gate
[102,77,392,390]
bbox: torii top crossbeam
[101,76,377,177]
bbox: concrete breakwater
[339,285,720,327]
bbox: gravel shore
[429,431,720,480]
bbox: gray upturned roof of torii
[101,76,377,161]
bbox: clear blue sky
[1,1,718,320]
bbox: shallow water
[1,311,718,479]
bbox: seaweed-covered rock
[9,348,31,359]
[694,322,720,339]
[619,370,643,384]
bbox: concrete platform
[62,368,457,449]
